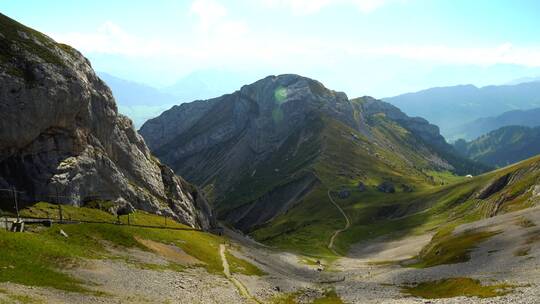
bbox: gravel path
[220,244,261,303]
[327,190,351,255]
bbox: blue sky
[2,0,540,98]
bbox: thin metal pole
[59,205,63,223]
[12,187,19,221]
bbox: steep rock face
[142,75,353,195]
[0,13,213,229]
[354,96,449,150]
[354,96,490,175]
[141,74,482,232]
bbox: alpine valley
[1,12,540,304]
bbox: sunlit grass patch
[312,289,345,304]
[226,252,266,276]
[269,292,299,304]
[269,289,344,304]
[408,229,500,268]
[402,277,514,299]
[0,229,91,293]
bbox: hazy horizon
[3,0,540,99]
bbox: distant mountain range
[449,108,540,141]
[97,72,179,129]
[454,125,540,167]
[384,82,540,141]
[506,76,540,85]
[99,70,263,129]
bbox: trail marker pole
[12,187,19,221]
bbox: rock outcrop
[0,13,214,229]
[377,182,396,193]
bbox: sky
[2,0,540,98]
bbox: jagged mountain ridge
[140,74,485,232]
[0,13,213,229]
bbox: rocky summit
[0,13,213,229]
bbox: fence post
[1,209,7,231]
[12,187,20,221]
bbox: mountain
[384,82,540,140]
[449,108,540,141]
[507,76,540,85]
[454,125,540,167]
[0,13,213,229]
[140,74,487,239]
[97,72,178,129]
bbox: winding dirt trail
[219,244,261,304]
[327,190,351,255]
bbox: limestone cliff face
[0,13,213,229]
[141,74,354,183]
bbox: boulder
[338,189,351,199]
[401,184,414,193]
[377,181,395,193]
[357,182,367,192]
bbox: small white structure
[465,174,473,179]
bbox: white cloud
[51,21,540,70]
[190,0,228,30]
[51,16,540,70]
[259,0,394,15]
[345,43,540,67]
[51,21,171,57]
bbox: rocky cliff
[140,74,484,231]
[0,13,214,229]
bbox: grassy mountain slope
[454,126,540,167]
[0,203,260,292]
[254,153,540,256]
